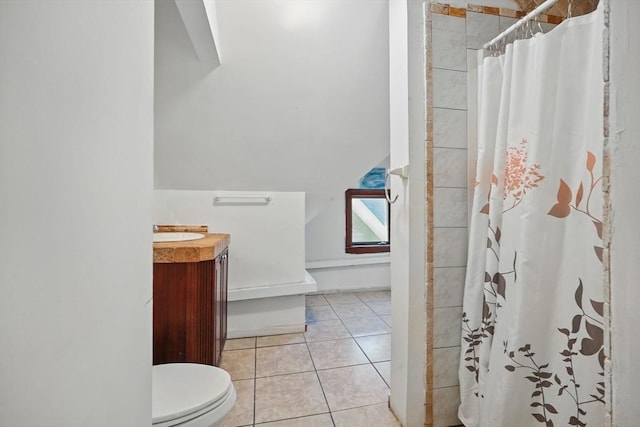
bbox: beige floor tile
[365,300,392,316]
[256,343,314,377]
[254,372,329,424]
[307,338,368,370]
[220,349,256,380]
[224,337,257,351]
[317,364,389,412]
[304,319,351,342]
[332,403,401,427]
[380,315,392,327]
[374,361,391,386]
[341,315,391,337]
[305,305,338,322]
[305,295,329,306]
[256,413,334,426]
[355,290,391,302]
[331,302,375,320]
[355,334,391,362]
[219,379,254,427]
[324,292,361,305]
[257,333,305,348]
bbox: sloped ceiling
[513,0,599,17]
[154,0,390,199]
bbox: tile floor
[219,290,400,427]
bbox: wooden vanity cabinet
[153,249,228,366]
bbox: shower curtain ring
[536,15,544,34]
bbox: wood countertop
[153,227,230,263]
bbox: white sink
[153,232,205,243]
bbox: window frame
[345,188,391,254]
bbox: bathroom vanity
[152,228,230,367]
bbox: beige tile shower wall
[430,5,500,427]
[431,10,468,427]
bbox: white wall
[389,1,427,426]
[154,0,390,198]
[306,190,391,292]
[153,190,305,290]
[608,0,640,425]
[0,2,153,426]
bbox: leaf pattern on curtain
[503,278,605,427]
[462,138,544,388]
[462,147,605,426]
[499,152,606,427]
[547,151,605,263]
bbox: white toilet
[152,363,236,427]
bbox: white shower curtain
[459,5,605,427]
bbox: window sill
[346,245,390,254]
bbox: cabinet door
[154,260,216,365]
[220,251,228,345]
[214,254,222,365]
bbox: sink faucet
[153,224,159,232]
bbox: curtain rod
[483,0,560,50]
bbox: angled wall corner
[607,0,640,425]
[389,0,427,426]
[175,0,221,65]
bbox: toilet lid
[152,363,232,424]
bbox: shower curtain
[458,5,605,427]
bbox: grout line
[433,146,468,151]
[433,146,468,150]
[254,368,317,380]
[302,332,337,427]
[431,106,468,112]
[432,265,468,268]
[371,362,391,388]
[253,412,333,426]
[432,65,468,73]
[433,265,466,269]
[432,66,467,74]
[432,343,463,349]
[252,344,257,426]
[314,361,372,373]
[331,401,393,415]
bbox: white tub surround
[305,256,391,293]
[227,270,317,338]
[153,190,314,337]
